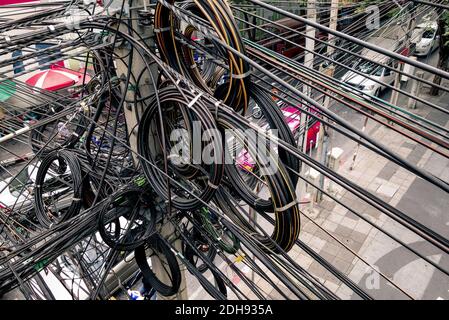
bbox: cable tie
[72,198,82,202]
[4,36,11,44]
[187,92,203,109]
[154,27,171,33]
[214,101,220,119]
[216,237,222,241]
[189,63,197,69]
[207,180,219,189]
[274,200,299,213]
[167,154,181,160]
[231,70,251,80]
[72,132,79,137]
[48,25,56,32]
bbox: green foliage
[387,7,401,19]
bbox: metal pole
[315,0,338,202]
[300,0,316,145]
[298,0,316,202]
[349,116,369,171]
[391,8,417,106]
[408,70,424,109]
[326,0,339,57]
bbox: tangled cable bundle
[151,1,301,253]
[3,0,448,301]
[135,77,301,252]
[134,234,182,297]
[196,207,240,254]
[155,0,251,113]
[34,150,85,228]
[29,102,90,158]
[98,186,157,251]
[0,5,304,299]
[137,86,224,211]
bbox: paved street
[296,48,449,300]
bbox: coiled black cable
[155,0,251,113]
[134,234,182,297]
[210,103,300,253]
[182,224,217,274]
[98,186,157,251]
[34,149,84,228]
[223,84,300,213]
[137,86,223,211]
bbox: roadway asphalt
[325,48,449,300]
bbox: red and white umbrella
[25,66,91,91]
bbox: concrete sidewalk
[287,78,449,299]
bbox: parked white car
[340,37,403,98]
[341,57,397,98]
[412,22,439,56]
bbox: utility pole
[302,0,316,100]
[430,12,449,96]
[315,0,338,202]
[408,70,424,109]
[403,56,423,109]
[298,0,316,204]
[111,0,188,300]
[390,5,417,106]
[326,0,339,57]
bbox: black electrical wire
[97,186,157,252]
[134,234,182,297]
[33,149,84,228]
[137,85,224,211]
